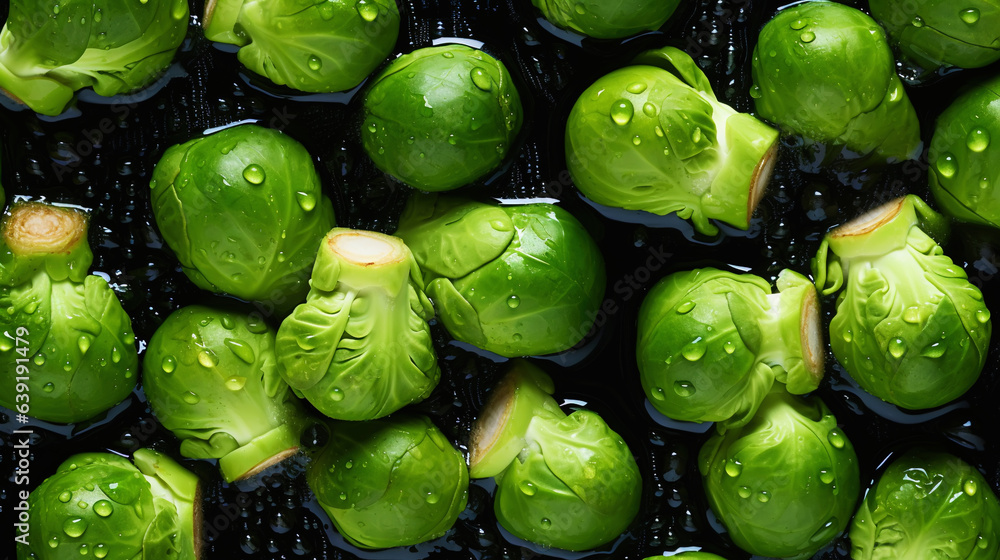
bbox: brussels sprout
[16,448,201,560]
[531,0,681,39]
[812,195,992,410]
[361,44,524,192]
[0,202,138,423]
[566,46,779,236]
[643,554,728,560]
[928,75,1000,229]
[699,389,860,559]
[203,0,399,93]
[869,0,1000,70]
[306,414,469,549]
[637,268,823,428]
[0,0,189,116]
[850,449,1000,560]
[470,361,641,551]
[751,1,921,163]
[143,304,306,483]
[395,193,606,357]
[275,228,440,420]
[150,124,335,309]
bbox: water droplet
[691,127,702,143]
[681,338,706,361]
[937,152,959,178]
[632,135,642,146]
[63,517,87,538]
[749,84,762,99]
[627,82,647,94]
[965,478,978,496]
[34,353,46,365]
[53,3,60,14]
[573,3,585,14]
[345,460,354,469]
[470,68,492,91]
[93,501,113,517]
[977,308,991,323]
[183,391,200,405]
[966,127,991,152]
[507,295,521,309]
[827,428,846,449]
[296,191,317,212]
[424,492,439,504]
[757,491,771,503]
[922,342,946,358]
[198,350,218,368]
[738,485,752,498]
[225,377,247,391]
[819,469,835,484]
[94,544,108,558]
[355,0,378,21]
[676,301,695,314]
[654,125,664,137]
[43,382,55,393]
[610,99,634,125]
[888,338,906,358]
[330,387,345,401]
[49,536,60,548]
[725,458,743,477]
[650,387,665,401]
[242,164,265,185]
[540,517,552,528]
[912,16,925,27]
[225,339,255,363]
[673,380,696,397]
[367,122,377,134]
[843,329,853,343]
[800,31,815,43]
[723,341,737,354]
[790,19,806,30]
[111,347,121,363]
[77,335,91,354]
[519,481,536,496]
[59,491,72,503]
[308,55,322,71]
[978,535,990,549]
[902,306,921,323]
[961,8,981,24]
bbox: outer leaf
[530,0,679,39]
[870,0,1000,69]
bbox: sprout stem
[3,202,87,256]
[748,141,779,221]
[327,230,405,267]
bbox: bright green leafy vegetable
[307,414,469,549]
[637,267,823,428]
[203,0,399,93]
[150,124,335,309]
[812,195,992,410]
[850,448,1000,560]
[16,448,201,560]
[470,361,641,551]
[361,44,523,191]
[928,75,1000,229]
[699,389,860,559]
[395,193,606,357]
[275,228,440,420]
[531,0,681,39]
[143,304,305,483]
[0,0,189,116]
[869,0,1000,70]
[644,554,728,560]
[0,202,138,423]
[566,46,779,235]
[751,1,921,163]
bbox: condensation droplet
[968,127,990,152]
[673,380,696,397]
[242,164,265,185]
[610,99,634,125]
[936,153,958,178]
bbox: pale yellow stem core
[327,230,404,267]
[239,446,300,480]
[469,374,517,471]
[4,203,87,256]
[800,285,824,379]
[832,197,905,239]
[748,141,778,221]
[203,0,219,28]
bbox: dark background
[2,0,999,558]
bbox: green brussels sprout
[150,124,335,309]
[395,193,606,357]
[928,75,1000,229]
[751,1,921,163]
[637,267,823,428]
[361,44,524,192]
[812,195,993,410]
[143,304,306,483]
[306,414,469,549]
[699,389,860,559]
[869,0,1000,70]
[0,202,138,423]
[203,0,399,93]
[0,0,189,116]
[531,0,681,39]
[16,448,201,560]
[470,361,642,551]
[275,228,440,420]
[850,449,1000,559]
[566,47,779,236]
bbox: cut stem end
[4,202,88,256]
[327,230,405,267]
[748,141,779,221]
